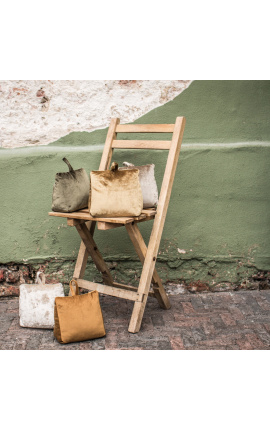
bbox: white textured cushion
[120,162,158,208]
[19,280,64,329]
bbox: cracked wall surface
[0,80,191,148]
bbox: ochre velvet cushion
[89,162,143,217]
[54,281,106,344]
[119,162,158,208]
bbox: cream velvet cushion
[119,162,159,208]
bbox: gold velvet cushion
[119,162,159,208]
[54,280,106,344]
[89,162,143,217]
[52,158,90,213]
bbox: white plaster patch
[0,80,192,148]
[177,248,187,254]
[165,283,187,295]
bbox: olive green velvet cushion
[52,158,90,213]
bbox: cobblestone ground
[1,290,270,350]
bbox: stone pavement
[1,290,270,350]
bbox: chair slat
[116,124,175,133]
[112,140,171,150]
[76,279,139,301]
[49,210,147,224]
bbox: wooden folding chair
[49,116,186,333]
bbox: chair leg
[128,296,148,333]
[75,222,114,286]
[127,227,170,333]
[69,221,95,295]
[125,223,171,310]
[73,221,95,279]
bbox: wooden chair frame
[49,116,186,333]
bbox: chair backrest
[99,117,185,167]
[99,116,186,234]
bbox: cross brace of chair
[73,219,170,301]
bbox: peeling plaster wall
[0,80,191,148]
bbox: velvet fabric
[52,158,90,213]
[54,281,106,344]
[89,164,143,217]
[119,162,159,208]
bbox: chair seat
[49,208,156,225]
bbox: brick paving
[1,290,270,350]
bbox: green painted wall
[1,81,270,287]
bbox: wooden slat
[76,279,139,301]
[112,140,171,150]
[137,215,155,223]
[50,209,154,224]
[116,124,175,133]
[49,210,145,224]
[97,214,155,230]
[96,209,156,230]
[49,210,92,220]
[113,281,156,298]
[141,208,156,216]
